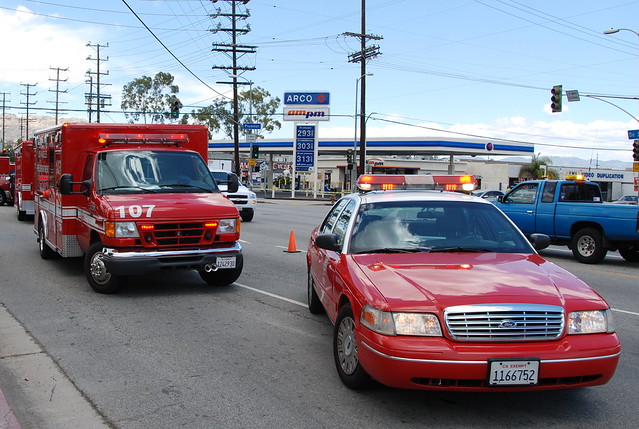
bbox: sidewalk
[0,304,110,429]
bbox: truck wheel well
[571,221,603,237]
[90,230,101,245]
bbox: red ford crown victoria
[307,174,620,391]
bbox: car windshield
[97,150,219,194]
[348,200,533,254]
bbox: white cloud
[0,6,98,87]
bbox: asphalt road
[0,201,638,429]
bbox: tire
[240,209,254,222]
[198,254,243,286]
[618,245,639,262]
[0,190,6,206]
[571,227,606,264]
[333,303,372,390]
[16,199,26,221]
[85,241,126,294]
[38,222,56,260]
[307,270,325,314]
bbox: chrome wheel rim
[336,316,358,375]
[90,252,111,285]
[577,236,595,257]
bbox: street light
[603,28,639,37]
[353,72,373,188]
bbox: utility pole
[48,67,68,124]
[345,0,382,176]
[86,75,94,123]
[86,42,111,123]
[211,0,256,178]
[20,83,38,140]
[0,92,9,151]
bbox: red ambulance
[34,123,243,294]
[14,140,35,220]
[0,155,14,206]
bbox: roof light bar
[356,174,477,193]
[97,133,189,145]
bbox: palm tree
[519,154,557,179]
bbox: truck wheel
[38,223,56,259]
[85,242,126,294]
[0,191,6,206]
[241,209,254,222]
[618,246,639,262]
[333,303,372,390]
[198,255,243,286]
[571,228,606,264]
[307,270,325,314]
[17,203,26,221]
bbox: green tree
[121,72,179,124]
[186,86,281,139]
[519,154,557,179]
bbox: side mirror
[496,195,504,203]
[227,173,239,193]
[59,174,91,197]
[529,233,550,251]
[315,233,341,252]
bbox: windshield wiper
[430,247,494,253]
[100,186,157,193]
[355,247,432,254]
[160,183,213,192]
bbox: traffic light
[346,149,354,170]
[551,85,562,113]
[170,99,180,118]
[633,140,639,161]
[250,145,260,159]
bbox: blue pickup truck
[493,177,639,264]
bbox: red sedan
[307,175,620,391]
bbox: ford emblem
[499,320,517,329]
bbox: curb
[0,387,20,429]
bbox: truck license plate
[216,257,236,269]
[488,359,539,386]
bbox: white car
[210,170,257,222]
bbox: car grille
[444,304,564,341]
[226,194,248,205]
[152,222,205,246]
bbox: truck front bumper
[101,243,242,276]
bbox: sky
[1,0,639,163]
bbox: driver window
[505,182,538,204]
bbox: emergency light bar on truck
[356,174,478,193]
[97,133,189,145]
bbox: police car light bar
[97,133,189,145]
[357,174,477,192]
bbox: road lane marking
[235,282,307,308]
[612,308,639,316]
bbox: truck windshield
[97,150,219,194]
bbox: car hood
[100,193,238,221]
[350,252,606,312]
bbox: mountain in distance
[481,156,632,171]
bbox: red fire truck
[0,154,14,206]
[34,123,243,294]
[14,140,35,220]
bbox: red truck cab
[0,155,14,206]
[14,140,35,220]
[34,123,243,293]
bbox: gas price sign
[295,124,317,172]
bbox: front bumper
[101,242,242,276]
[357,328,621,391]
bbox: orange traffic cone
[284,230,301,253]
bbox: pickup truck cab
[493,176,639,264]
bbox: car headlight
[360,305,443,336]
[105,221,140,238]
[217,218,237,234]
[568,309,615,334]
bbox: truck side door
[497,182,539,235]
[535,181,557,235]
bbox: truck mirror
[227,173,239,193]
[59,174,91,197]
[59,174,73,195]
[496,195,504,203]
